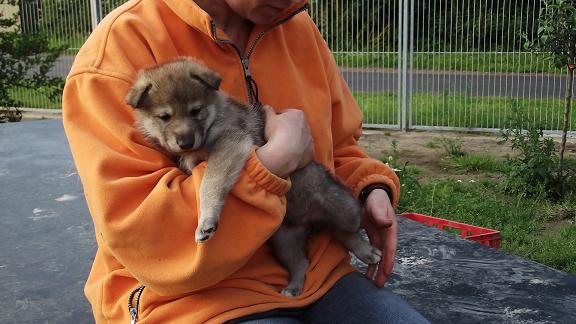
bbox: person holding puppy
[62,0,429,323]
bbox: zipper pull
[128,285,145,324]
[129,307,138,324]
[241,58,252,80]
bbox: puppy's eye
[157,113,172,122]
[189,107,201,116]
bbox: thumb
[368,210,393,228]
[365,192,395,228]
[263,105,276,117]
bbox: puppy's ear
[190,69,221,90]
[125,80,152,109]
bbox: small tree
[0,0,65,123]
[500,103,561,199]
[526,0,576,196]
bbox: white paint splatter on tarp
[60,170,78,178]
[30,208,57,221]
[398,256,431,266]
[55,194,77,202]
[529,278,555,286]
[425,245,457,259]
[503,307,547,323]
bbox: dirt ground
[359,129,576,180]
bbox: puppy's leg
[333,231,381,265]
[313,185,381,265]
[195,138,252,243]
[179,154,202,174]
[316,189,363,233]
[270,224,309,297]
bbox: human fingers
[363,189,397,286]
[376,220,397,287]
[272,109,314,168]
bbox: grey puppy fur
[125,57,381,296]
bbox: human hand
[256,105,314,178]
[362,189,397,287]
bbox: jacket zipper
[128,285,145,324]
[210,4,309,106]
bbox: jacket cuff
[353,174,399,207]
[358,183,392,206]
[244,149,292,196]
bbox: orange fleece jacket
[62,0,400,323]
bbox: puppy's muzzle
[177,136,195,150]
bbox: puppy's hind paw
[356,245,382,265]
[281,286,303,297]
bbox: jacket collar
[163,1,213,38]
[163,0,308,41]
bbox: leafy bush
[500,103,575,199]
[0,0,65,122]
[440,136,466,158]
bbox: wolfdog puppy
[125,58,381,296]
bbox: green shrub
[500,103,575,199]
[0,0,65,122]
[440,136,466,158]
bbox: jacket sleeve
[63,72,290,296]
[324,56,401,207]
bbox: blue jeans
[230,272,430,323]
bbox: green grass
[356,92,400,126]
[356,92,571,130]
[391,158,576,275]
[440,137,466,158]
[8,87,61,109]
[335,52,564,74]
[446,154,509,173]
[424,141,439,149]
[514,225,576,274]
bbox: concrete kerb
[19,107,62,120]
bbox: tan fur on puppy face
[126,58,222,154]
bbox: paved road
[52,56,571,99]
[342,69,571,99]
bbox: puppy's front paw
[195,219,219,243]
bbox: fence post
[401,0,410,131]
[408,0,414,131]
[397,0,404,131]
[90,0,103,30]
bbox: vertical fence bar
[408,0,414,130]
[401,0,408,131]
[397,0,403,130]
[90,0,102,30]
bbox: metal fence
[6,0,575,132]
[311,0,573,132]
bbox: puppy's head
[126,58,222,154]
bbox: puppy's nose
[177,137,195,150]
